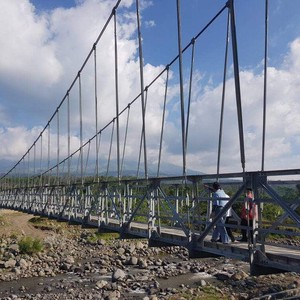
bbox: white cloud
[0,0,166,173]
[145,20,155,28]
[180,37,300,174]
[0,0,62,88]
[1,0,300,178]
[0,126,42,160]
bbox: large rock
[135,241,145,249]
[64,255,75,264]
[95,280,108,289]
[126,244,135,254]
[138,258,148,269]
[128,256,138,265]
[112,268,126,282]
[4,258,17,269]
[9,244,20,253]
[116,247,125,255]
[18,258,28,269]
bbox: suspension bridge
[0,0,300,276]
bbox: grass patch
[29,216,62,232]
[29,216,50,224]
[18,236,44,255]
[95,232,120,240]
[86,231,120,243]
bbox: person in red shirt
[240,188,256,243]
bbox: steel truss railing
[1,169,300,275]
[1,170,300,244]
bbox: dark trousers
[241,218,253,242]
[225,217,235,242]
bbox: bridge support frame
[250,249,290,276]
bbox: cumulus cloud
[0,0,300,178]
[181,37,300,174]
[0,0,165,173]
[0,126,42,160]
[0,0,62,92]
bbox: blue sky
[144,1,300,69]
[1,0,300,177]
[28,0,300,70]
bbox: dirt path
[0,209,49,239]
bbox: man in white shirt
[210,182,231,244]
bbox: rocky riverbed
[0,211,300,300]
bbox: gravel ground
[0,210,300,300]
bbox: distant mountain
[102,160,204,178]
[0,159,18,177]
[0,158,205,179]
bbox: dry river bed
[0,210,300,300]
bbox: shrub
[10,233,18,239]
[18,237,44,255]
[263,203,284,221]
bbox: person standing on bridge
[208,182,231,244]
[239,188,256,243]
